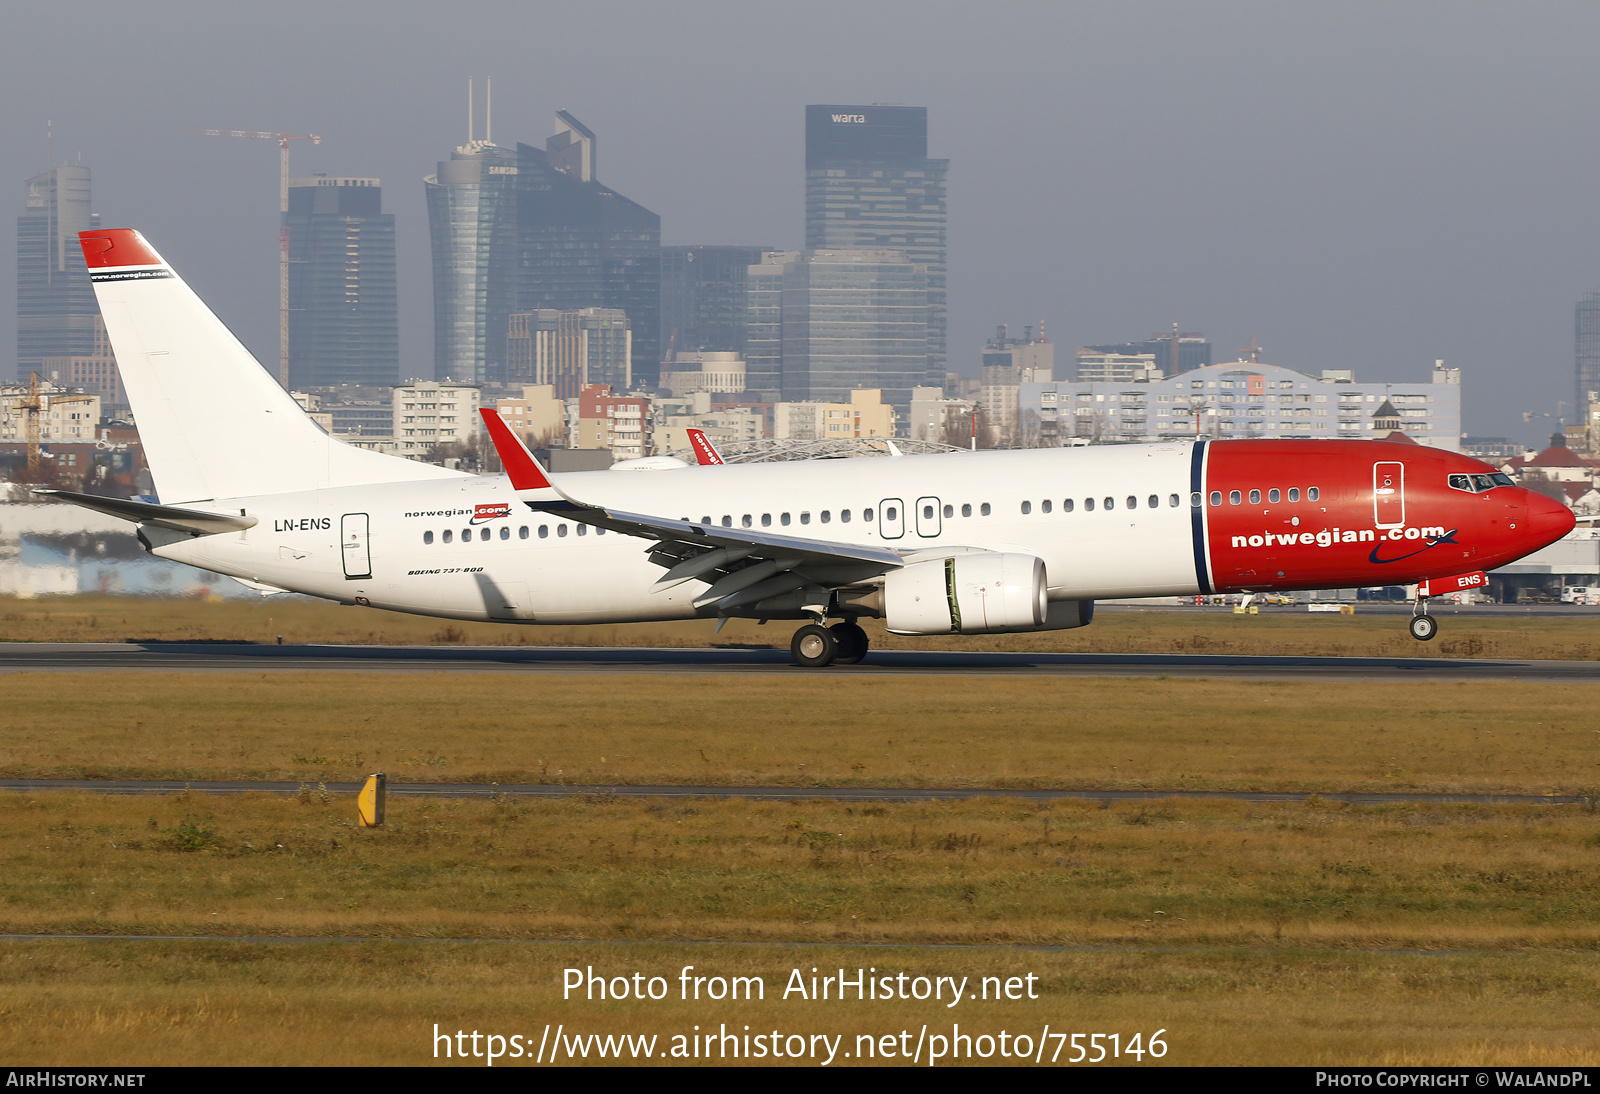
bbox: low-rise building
[494,385,565,447]
[0,381,101,444]
[907,385,974,444]
[773,388,895,441]
[569,385,652,460]
[659,352,746,397]
[393,379,481,457]
[1020,359,1462,450]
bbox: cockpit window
[1450,472,1517,493]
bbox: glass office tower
[286,177,398,389]
[17,164,101,377]
[761,249,929,407]
[660,244,772,359]
[805,105,947,385]
[427,114,659,387]
[425,140,519,383]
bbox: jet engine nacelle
[884,552,1049,635]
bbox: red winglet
[686,428,725,466]
[79,229,165,269]
[479,408,552,490]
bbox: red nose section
[1524,490,1576,550]
[78,229,165,269]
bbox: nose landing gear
[789,620,871,667]
[1409,604,1438,641]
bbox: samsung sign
[831,114,867,124]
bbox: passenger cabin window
[980,503,992,516]
[962,504,972,517]
[821,511,831,523]
[1042,500,1052,514]
[1170,494,1181,507]
[1249,489,1261,504]
[1209,491,1222,506]
[761,513,772,527]
[1085,497,1095,511]
[722,516,732,527]
[1063,499,1075,512]
[841,510,852,523]
[1021,501,1032,515]
[1288,488,1300,502]
[1149,494,1159,509]
[500,527,509,540]
[539,525,549,538]
[443,530,453,543]
[1229,490,1242,505]
[557,525,568,537]
[1104,497,1115,510]
[423,531,434,544]
[943,504,954,518]
[801,512,811,525]
[461,528,471,541]
[520,526,529,539]
[863,508,874,521]
[781,513,791,526]
[1308,487,1320,501]
[1268,489,1280,503]
[480,528,490,541]
[577,525,587,536]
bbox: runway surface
[1,640,1598,681]
[0,778,1582,807]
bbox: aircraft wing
[477,408,903,611]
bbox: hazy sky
[6,0,1600,445]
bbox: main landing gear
[789,620,870,667]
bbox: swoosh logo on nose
[1368,528,1459,565]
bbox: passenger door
[341,513,372,579]
[1373,462,1405,528]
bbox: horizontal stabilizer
[33,489,257,535]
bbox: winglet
[479,408,552,490]
[79,228,166,269]
[686,428,725,466]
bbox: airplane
[38,228,1575,668]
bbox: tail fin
[685,428,725,466]
[80,229,462,504]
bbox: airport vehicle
[1561,585,1600,605]
[42,229,1576,666]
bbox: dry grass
[6,792,1600,951]
[4,593,1600,660]
[2,939,1598,1066]
[1,672,1597,794]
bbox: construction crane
[18,372,96,478]
[188,129,323,388]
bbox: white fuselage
[154,445,1203,623]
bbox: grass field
[1,672,1596,794]
[4,592,1600,660]
[4,792,1600,1066]
[6,595,1600,1065]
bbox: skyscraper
[1085,331,1212,376]
[426,110,660,387]
[17,164,103,377]
[660,245,772,361]
[1577,290,1600,416]
[286,177,398,389]
[805,105,947,384]
[746,249,929,408]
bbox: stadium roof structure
[668,437,970,464]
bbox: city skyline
[5,1,1600,447]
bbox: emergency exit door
[341,513,372,579]
[1373,462,1405,528]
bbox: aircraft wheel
[791,623,838,667]
[830,621,869,665]
[1408,614,1438,642]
